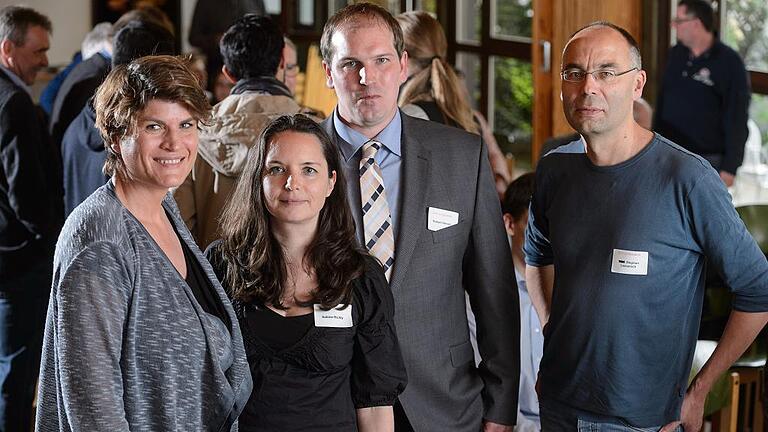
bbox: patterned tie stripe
[360,140,395,280]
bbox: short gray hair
[0,6,51,46]
[82,22,112,59]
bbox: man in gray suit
[320,4,519,431]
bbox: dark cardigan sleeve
[350,257,407,408]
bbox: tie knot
[362,140,382,160]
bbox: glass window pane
[329,0,347,17]
[491,0,533,40]
[386,0,402,14]
[722,1,768,73]
[298,0,314,26]
[415,0,438,13]
[454,52,482,111]
[456,0,481,45]
[490,56,533,167]
[751,93,768,148]
[264,0,281,14]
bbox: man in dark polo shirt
[655,0,750,187]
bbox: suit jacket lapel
[389,115,430,293]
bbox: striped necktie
[360,140,395,281]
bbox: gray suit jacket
[322,113,520,431]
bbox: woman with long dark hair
[206,114,407,431]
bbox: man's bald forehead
[563,21,641,68]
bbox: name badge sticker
[611,249,649,276]
[427,207,459,232]
[314,304,353,328]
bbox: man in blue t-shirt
[525,21,768,432]
[655,0,750,187]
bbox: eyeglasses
[561,67,638,83]
[671,16,697,24]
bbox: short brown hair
[320,2,403,63]
[94,55,211,177]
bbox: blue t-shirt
[524,134,768,426]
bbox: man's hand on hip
[660,384,707,432]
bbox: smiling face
[1,25,49,86]
[560,26,645,138]
[323,18,408,137]
[262,131,336,231]
[115,99,198,193]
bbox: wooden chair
[732,341,766,432]
[710,372,740,432]
[693,341,740,432]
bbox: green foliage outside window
[494,58,533,162]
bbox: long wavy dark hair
[218,114,366,309]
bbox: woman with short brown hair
[36,55,252,432]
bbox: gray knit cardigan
[35,182,252,432]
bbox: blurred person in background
[277,36,299,96]
[49,5,175,150]
[0,6,61,431]
[655,0,750,187]
[396,10,510,197]
[39,21,111,116]
[189,0,265,91]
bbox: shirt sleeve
[524,162,553,267]
[686,170,768,311]
[51,240,133,431]
[720,55,751,175]
[350,259,407,408]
